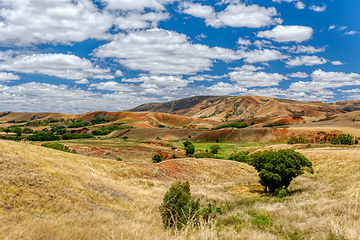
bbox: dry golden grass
[0,140,258,239]
[1,140,360,239]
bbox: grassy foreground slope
[1,140,360,239]
[0,140,258,239]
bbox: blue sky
[0,0,359,113]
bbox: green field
[192,142,275,159]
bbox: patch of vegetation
[193,151,216,159]
[213,122,248,130]
[158,124,166,128]
[41,142,76,154]
[91,125,133,136]
[62,133,94,140]
[228,150,250,163]
[248,149,313,194]
[27,131,60,141]
[91,113,112,125]
[22,128,34,134]
[159,182,200,229]
[67,120,91,128]
[287,137,308,144]
[331,134,357,145]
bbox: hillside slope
[131,95,360,122]
[0,140,258,239]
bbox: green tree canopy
[248,149,313,194]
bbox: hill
[1,140,360,239]
[130,95,360,123]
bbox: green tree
[159,182,199,229]
[185,144,195,156]
[210,145,221,154]
[248,149,313,194]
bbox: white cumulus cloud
[286,55,328,67]
[257,25,313,43]
[0,53,114,80]
[0,72,20,82]
[183,3,282,28]
[94,28,240,75]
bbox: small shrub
[116,157,122,161]
[152,154,162,163]
[250,212,270,230]
[278,189,287,198]
[158,124,166,128]
[122,136,129,141]
[159,182,200,229]
[156,136,162,140]
[210,144,221,154]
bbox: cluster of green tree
[212,122,248,130]
[67,120,91,128]
[91,125,133,136]
[287,137,308,144]
[62,133,93,140]
[25,118,64,127]
[27,131,60,141]
[91,114,112,125]
[0,126,23,136]
[227,150,250,163]
[41,142,76,154]
[331,134,359,145]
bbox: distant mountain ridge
[130,95,360,122]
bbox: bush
[287,137,308,144]
[228,150,250,163]
[116,157,122,161]
[158,124,166,128]
[331,134,355,145]
[248,149,313,194]
[27,131,60,141]
[152,154,162,163]
[210,144,221,154]
[159,182,200,229]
